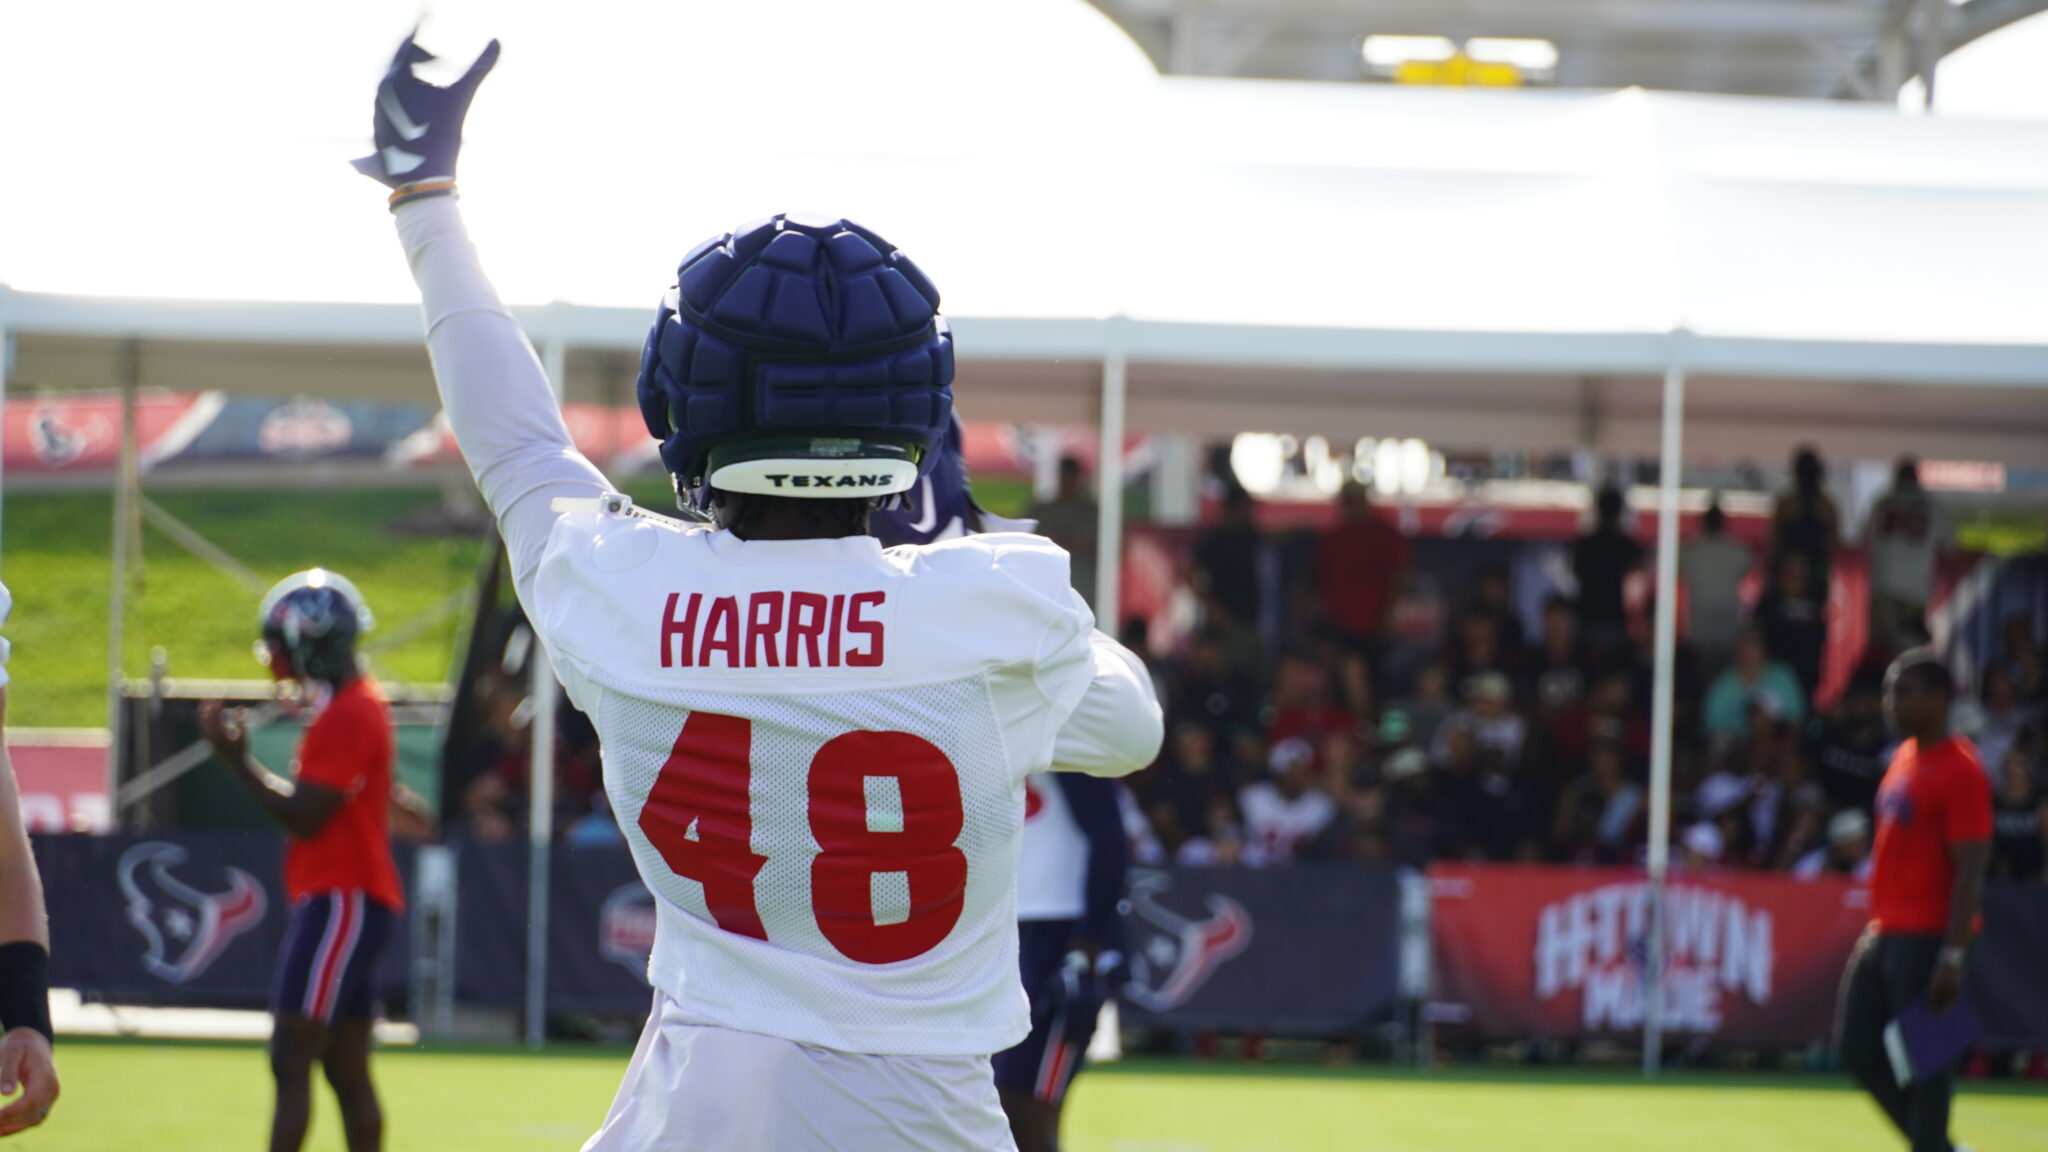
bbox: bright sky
[1,0,2045,313]
[0,0,1154,308]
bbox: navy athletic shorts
[992,918,1095,1104]
[273,889,394,1023]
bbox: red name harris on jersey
[660,590,886,670]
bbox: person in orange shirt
[1837,649,1991,1152]
[202,570,412,1152]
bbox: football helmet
[256,569,374,683]
[636,214,954,509]
[871,416,1036,547]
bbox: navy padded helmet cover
[636,214,955,494]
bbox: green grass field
[14,1041,2048,1151]
[3,487,486,728]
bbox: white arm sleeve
[1049,630,1163,778]
[394,198,611,607]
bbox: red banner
[5,392,213,473]
[4,733,112,833]
[1429,864,1870,1045]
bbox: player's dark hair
[709,488,872,540]
[1895,456,1920,487]
[1703,500,1726,533]
[1793,446,1823,492]
[1889,647,1954,698]
[1595,485,1625,526]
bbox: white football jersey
[0,578,12,689]
[1015,775,1089,922]
[1237,782,1335,866]
[394,198,1161,1059]
[1867,488,1943,602]
[533,507,1152,1054]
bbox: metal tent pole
[523,642,558,1049]
[1642,361,1686,1076]
[106,342,140,799]
[523,331,568,1049]
[1094,351,1127,628]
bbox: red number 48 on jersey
[637,710,968,965]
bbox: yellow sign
[1394,54,1523,88]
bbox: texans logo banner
[1428,864,1870,1045]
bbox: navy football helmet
[636,214,954,510]
[871,416,1036,547]
[256,569,373,684]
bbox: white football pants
[582,991,1018,1152]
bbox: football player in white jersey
[874,426,1132,1152]
[353,37,1163,1152]
[997,773,1129,1152]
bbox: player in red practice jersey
[202,570,420,1152]
[1837,649,1991,1152]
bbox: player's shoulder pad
[549,493,710,576]
[899,531,1078,607]
[0,578,11,629]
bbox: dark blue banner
[1972,883,2048,1047]
[37,832,412,1012]
[1120,865,1403,1036]
[455,850,1411,1030]
[454,841,655,1016]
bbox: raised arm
[395,198,608,593]
[355,36,608,603]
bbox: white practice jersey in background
[1238,782,1336,867]
[396,198,1161,1058]
[1867,488,1943,603]
[1015,775,1088,922]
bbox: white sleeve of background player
[0,579,11,691]
[394,198,610,604]
[1039,617,1163,779]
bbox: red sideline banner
[1429,864,1870,1046]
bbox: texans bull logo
[599,882,657,981]
[118,842,268,984]
[1122,870,1252,1012]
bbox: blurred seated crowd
[1123,451,2047,883]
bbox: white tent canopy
[7,82,2047,465]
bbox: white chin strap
[708,457,919,498]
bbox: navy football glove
[1034,949,1120,1040]
[351,34,500,195]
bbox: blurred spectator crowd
[1123,450,2048,884]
